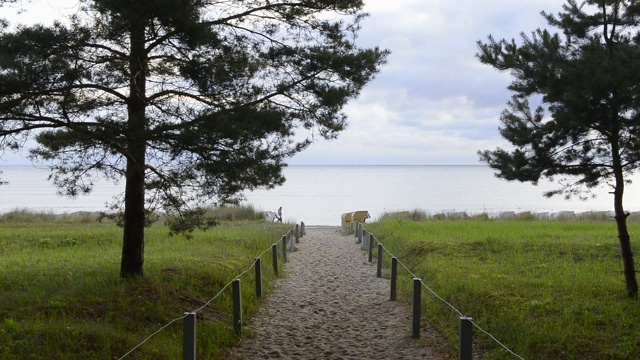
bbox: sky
[290,0,566,165]
[0,0,567,166]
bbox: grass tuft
[207,204,264,222]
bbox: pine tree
[477,0,640,297]
[0,0,388,278]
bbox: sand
[230,226,450,359]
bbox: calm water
[1,165,639,225]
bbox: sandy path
[231,226,449,359]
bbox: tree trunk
[612,147,638,297]
[614,211,637,298]
[120,150,146,278]
[120,18,148,279]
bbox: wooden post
[272,244,278,277]
[412,278,421,339]
[255,257,262,299]
[301,221,305,237]
[232,279,242,336]
[281,235,287,262]
[183,312,196,360]
[289,232,295,252]
[390,257,398,301]
[459,317,473,360]
[295,223,300,243]
[376,243,383,278]
[368,234,374,263]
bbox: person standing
[277,206,282,223]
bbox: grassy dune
[5,207,639,359]
[366,218,640,359]
[0,210,291,359]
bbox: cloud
[290,85,513,165]
[289,0,568,165]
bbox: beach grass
[365,218,640,359]
[0,210,292,359]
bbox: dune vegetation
[4,206,640,359]
[0,208,292,359]
[365,217,640,359]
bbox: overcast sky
[290,0,567,165]
[0,1,567,166]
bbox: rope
[117,314,187,360]
[191,281,232,314]
[397,258,466,319]
[470,319,526,360]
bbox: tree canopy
[477,0,640,297]
[0,0,388,277]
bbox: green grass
[365,218,640,359]
[0,214,292,359]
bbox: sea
[1,165,639,226]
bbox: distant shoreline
[1,207,634,224]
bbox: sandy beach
[230,226,450,359]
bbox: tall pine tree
[0,0,388,278]
[477,0,640,297]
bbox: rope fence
[117,222,305,360]
[351,221,525,360]
[120,219,520,359]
